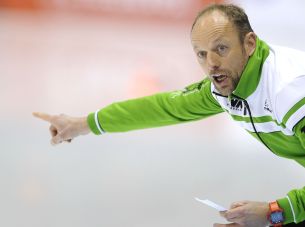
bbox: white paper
[195,197,227,212]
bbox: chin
[216,87,232,97]
[220,91,230,96]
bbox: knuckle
[59,129,71,140]
[57,131,65,139]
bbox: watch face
[271,211,284,223]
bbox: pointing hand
[33,112,90,145]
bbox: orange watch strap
[269,201,281,211]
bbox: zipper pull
[243,101,248,116]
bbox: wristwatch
[267,201,284,226]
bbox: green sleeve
[277,187,305,225]
[277,117,305,224]
[87,79,224,134]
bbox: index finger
[225,206,244,220]
[33,112,53,123]
[214,223,240,227]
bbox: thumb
[219,210,227,217]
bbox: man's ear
[244,32,256,57]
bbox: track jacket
[87,38,305,225]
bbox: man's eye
[217,45,228,54]
[197,51,206,59]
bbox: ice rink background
[1,0,305,226]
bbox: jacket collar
[231,38,270,99]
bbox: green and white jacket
[87,38,305,225]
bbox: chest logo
[227,98,243,111]
[264,99,273,113]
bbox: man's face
[191,11,251,96]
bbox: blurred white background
[1,0,305,226]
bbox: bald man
[34,4,305,227]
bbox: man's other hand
[214,201,270,227]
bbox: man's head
[191,4,256,96]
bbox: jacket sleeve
[277,117,305,225]
[87,79,224,134]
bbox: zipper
[232,94,272,152]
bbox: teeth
[218,76,226,81]
[212,74,227,82]
[212,74,223,78]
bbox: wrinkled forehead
[191,11,237,48]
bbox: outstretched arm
[87,79,223,134]
[34,79,224,145]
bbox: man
[33,4,305,227]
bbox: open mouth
[212,74,228,83]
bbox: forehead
[191,10,237,48]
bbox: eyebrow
[193,45,199,50]
[193,37,225,50]
[212,37,226,44]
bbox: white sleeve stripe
[286,195,296,223]
[236,121,293,135]
[94,110,105,134]
[286,105,305,130]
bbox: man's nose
[207,52,221,71]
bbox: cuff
[87,111,105,135]
[277,196,295,225]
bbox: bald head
[191,4,253,43]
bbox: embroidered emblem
[227,98,243,111]
[264,99,272,113]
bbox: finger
[51,131,65,145]
[51,138,72,145]
[230,201,249,209]
[49,125,58,137]
[51,134,64,145]
[33,112,53,123]
[51,130,72,145]
[214,223,241,227]
[225,207,244,220]
[214,224,224,227]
